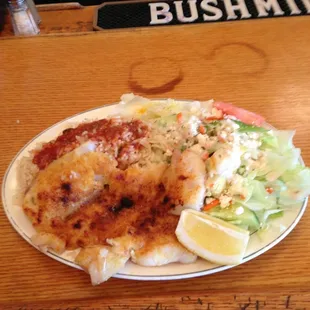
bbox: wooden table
[1,5,310,309]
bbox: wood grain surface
[1,291,310,309]
[1,13,310,309]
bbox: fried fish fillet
[24,147,201,284]
[71,165,197,284]
[162,149,206,214]
[23,142,117,232]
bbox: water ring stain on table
[128,57,183,94]
[207,42,268,75]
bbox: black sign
[94,0,310,30]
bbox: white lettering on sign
[148,0,307,26]
[301,0,310,12]
[175,0,199,22]
[285,0,301,14]
[201,0,223,20]
[253,0,284,16]
[222,0,252,20]
[149,2,173,24]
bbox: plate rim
[2,100,308,281]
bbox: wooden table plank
[1,291,310,309]
[1,15,310,306]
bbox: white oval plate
[2,100,308,281]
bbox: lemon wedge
[175,209,250,265]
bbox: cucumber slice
[206,204,260,233]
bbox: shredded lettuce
[120,96,308,234]
[279,166,310,204]
[253,129,300,181]
[260,132,278,149]
[265,149,300,181]
[257,209,284,224]
[234,128,307,229]
[239,180,276,211]
[233,120,268,133]
[260,130,295,152]
[273,130,295,152]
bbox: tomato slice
[213,102,265,126]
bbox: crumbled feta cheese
[246,139,260,149]
[229,131,240,144]
[239,133,261,149]
[219,131,227,140]
[219,195,232,208]
[197,134,207,146]
[228,174,248,198]
[243,152,251,160]
[205,197,215,205]
[230,119,240,129]
[224,115,238,121]
[185,116,201,136]
[248,132,259,140]
[235,206,244,215]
